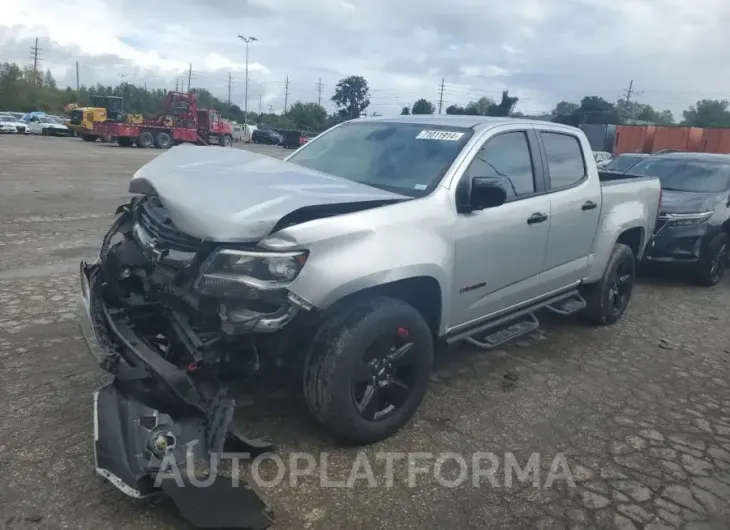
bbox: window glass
[464,131,535,198]
[542,132,586,189]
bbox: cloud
[2,0,730,117]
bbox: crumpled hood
[129,144,409,242]
[660,189,723,215]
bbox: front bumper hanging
[79,260,275,529]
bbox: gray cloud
[3,0,730,116]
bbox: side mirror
[456,176,507,213]
[471,177,507,210]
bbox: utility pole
[624,80,634,106]
[227,72,232,106]
[269,104,273,114]
[316,78,323,106]
[75,61,80,92]
[284,75,290,113]
[259,96,262,114]
[30,37,41,85]
[187,63,192,92]
[175,78,179,92]
[438,77,445,114]
[237,35,258,124]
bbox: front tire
[580,243,636,325]
[220,134,232,147]
[693,233,728,286]
[137,131,154,148]
[303,296,434,445]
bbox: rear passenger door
[539,130,602,291]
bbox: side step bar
[545,293,587,316]
[446,289,584,349]
[466,313,539,350]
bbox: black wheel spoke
[356,384,381,420]
[383,379,411,407]
[386,342,414,366]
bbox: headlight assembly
[195,249,308,297]
[663,211,713,227]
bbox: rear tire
[154,131,172,149]
[693,233,728,286]
[137,131,154,148]
[580,243,635,325]
[303,296,434,445]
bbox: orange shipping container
[614,125,655,155]
[650,126,703,152]
[700,128,730,154]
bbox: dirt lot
[2,134,730,530]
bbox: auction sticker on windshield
[416,130,465,141]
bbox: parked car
[0,114,28,134]
[27,116,71,136]
[251,127,282,145]
[78,117,660,526]
[603,153,649,174]
[634,152,730,285]
[281,129,311,149]
[593,150,613,167]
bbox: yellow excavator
[67,96,143,141]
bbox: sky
[2,0,730,119]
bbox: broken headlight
[195,249,308,297]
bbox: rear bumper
[78,260,275,529]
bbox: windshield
[605,155,645,173]
[630,158,730,193]
[287,121,473,197]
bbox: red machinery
[98,91,233,149]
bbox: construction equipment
[68,96,143,141]
[97,91,233,148]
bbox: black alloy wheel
[351,326,419,421]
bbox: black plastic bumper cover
[80,260,275,529]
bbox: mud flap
[94,382,274,529]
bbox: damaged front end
[78,196,312,529]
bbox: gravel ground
[1,134,730,530]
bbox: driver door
[28,118,41,134]
[449,127,552,330]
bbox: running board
[465,313,539,350]
[445,289,581,345]
[545,293,587,316]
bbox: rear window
[541,132,586,189]
[287,121,474,197]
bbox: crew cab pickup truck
[78,116,660,528]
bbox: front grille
[135,198,202,252]
[16,126,25,133]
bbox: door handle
[582,201,598,211]
[527,212,548,224]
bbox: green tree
[331,75,370,120]
[682,100,730,127]
[551,101,579,117]
[401,106,410,115]
[42,69,57,89]
[286,101,328,131]
[466,96,494,115]
[411,98,435,115]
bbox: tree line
[2,60,730,130]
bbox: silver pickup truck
[79,116,660,527]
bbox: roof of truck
[354,114,578,133]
